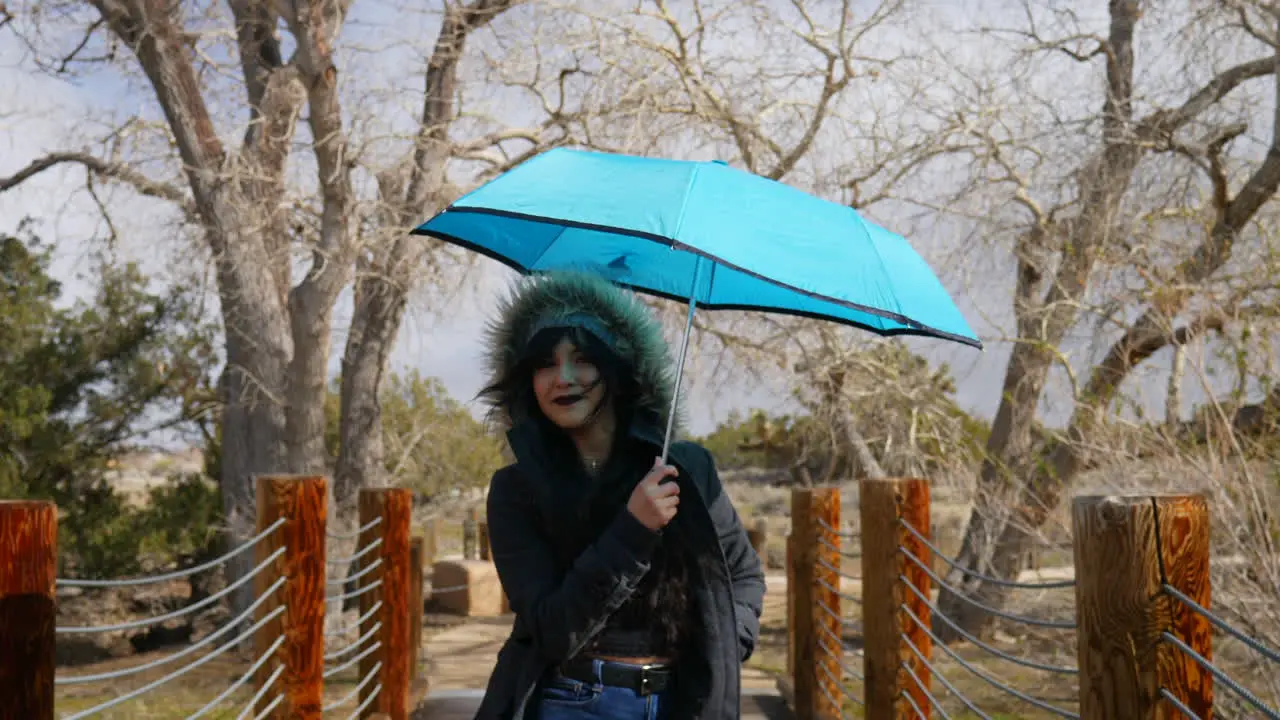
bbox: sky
[1,0,1275,441]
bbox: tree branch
[0,151,197,221]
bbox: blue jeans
[537,659,672,720]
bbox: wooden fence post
[786,533,796,680]
[408,535,427,707]
[0,501,57,720]
[1073,495,1212,719]
[791,487,842,720]
[860,478,932,720]
[254,475,327,720]
[358,488,414,720]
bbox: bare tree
[0,0,576,613]
[926,0,1280,638]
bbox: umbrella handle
[660,257,702,464]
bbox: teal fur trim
[483,270,682,431]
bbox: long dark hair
[479,324,691,652]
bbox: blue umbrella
[415,147,981,458]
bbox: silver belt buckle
[637,664,657,696]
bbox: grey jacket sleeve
[698,446,767,662]
[485,465,659,663]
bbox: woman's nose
[558,361,575,384]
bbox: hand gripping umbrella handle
[660,256,702,464]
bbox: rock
[429,560,508,617]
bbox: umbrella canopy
[415,147,981,349]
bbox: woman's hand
[626,457,680,531]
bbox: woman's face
[532,336,608,431]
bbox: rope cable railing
[899,604,1080,718]
[59,601,287,720]
[1159,687,1206,720]
[817,535,860,559]
[898,547,1077,630]
[248,694,285,720]
[901,630,991,720]
[325,621,383,662]
[898,519,1075,590]
[328,557,383,587]
[326,600,384,638]
[900,659,954,720]
[1160,631,1280,720]
[815,658,861,717]
[234,664,285,720]
[327,516,382,541]
[816,628,864,681]
[815,517,858,539]
[1161,582,1280,665]
[186,634,286,720]
[57,517,287,588]
[349,681,384,718]
[329,577,383,604]
[56,575,287,684]
[328,537,383,567]
[324,639,383,679]
[816,574,862,605]
[56,546,286,635]
[897,576,1079,676]
[323,660,383,712]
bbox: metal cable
[898,575,1079,675]
[815,597,846,626]
[817,557,862,583]
[59,601,285,720]
[900,660,954,720]
[815,518,859,537]
[815,656,863,710]
[58,518,287,588]
[323,661,383,711]
[328,516,382,540]
[328,538,383,566]
[1161,583,1280,665]
[1159,687,1206,720]
[329,578,383,604]
[56,578,286,684]
[326,601,384,638]
[812,670,857,718]
[1161,631,1280,719]
[901,633,991,720]
[328,558,383,587]
[900,687,931,720]
[900,605,1080,718]
[187,634,286,719]
[898,547,1077,629]
[234,664,285,720]
[326,621,382,662]
[324,640,383,679]
[348,682,383,718]
[57,547,286,635]
[816,574,862,604]
[817,536,860,559]
[898,520,1075,590]
[246,694,284,720]
[816,627,864,681]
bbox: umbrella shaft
[661,258,702,463]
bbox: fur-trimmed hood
[482,270,679,432]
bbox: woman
[473,271,766,720]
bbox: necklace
[583,456,605,474]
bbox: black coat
[473,419,767,720]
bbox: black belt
[559,657,673,696]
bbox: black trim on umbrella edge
[412,209,984,350]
